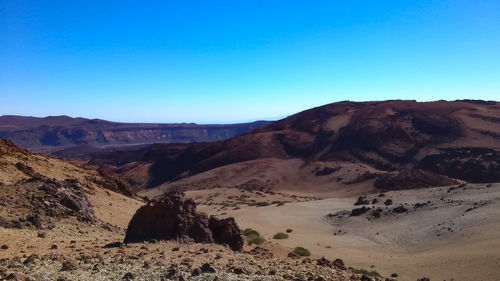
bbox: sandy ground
[198,183,500,281]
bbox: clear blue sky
[1,1,499,123]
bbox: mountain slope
[91,100,499,194]
[0,115,271,154]
[0,139,142,228]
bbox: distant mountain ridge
[89,100,500,194]
[0,115,271,153]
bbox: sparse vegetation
[293,246,311,256]
[349,268,382,278]
[273,232,289,239]
[247,201,270,207]
[242,228,265,245]
[242,228,259,236]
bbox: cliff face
[0,116,271,153]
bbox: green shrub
[349,268,382,278]
[242,228,265,245]
[273,232,289,239]
[242,228,260,236]
[293,247,311,256]
[246,234,265,245]
[286,229,293,233]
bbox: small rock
[360,275,373,281]
[37,232,46,238]
[23,254,39,266]
[1,245,8,250]
[333,258,345,270]
[103,242,123,248]
[416,278,430,281]
[391,273,398,277]
[233,267,246,274]
[201,263,216,273]
[122,272,135,280]
[50,244,58,249]
[163,268,177,279]
[191,268,202,276]
[60,260,78,271]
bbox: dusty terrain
[1,100,499,281]
[192,183,500,281]
[0,140,381,281]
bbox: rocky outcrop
[374,169,457,191]
[123,192,243,251]
[0,178,96,229]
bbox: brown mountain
[90,100,499,195]
[0,115,271,155]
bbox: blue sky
[1,1,499,123]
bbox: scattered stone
[316,257,333,267]
[163,267,177,279]
[360,275,373,281]
[333,259,345,270]
[60,260,78,271]
[191,267,202,276]
[122,272,135,280]
[103,242,123,248]
[201,263,216,273]
[350,206,369,216]
[392,206,408,213]
[354,196,370,206]
[371,208,383,219]
[250,246,273,258]
[232,267,246,274]
[384,199,393,206]
[416,278,430,281]
[23,254,39,266]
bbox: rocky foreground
[0,192,394,281]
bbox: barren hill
[90,100,499,195]
[0,115,271,154]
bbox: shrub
[349,268,382,278]
[242,228,259,236]
[273,232,289,239]
[247,234,265,245]
[286,229,293,233]
[293,247,311,256]
[242,228,265,245]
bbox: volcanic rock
[123,192,243,251]
[350,207,369,216]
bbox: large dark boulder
[124,192,243,251]
[209,216,244,251]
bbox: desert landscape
[2,2,499,280]
[1,100,499,281]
